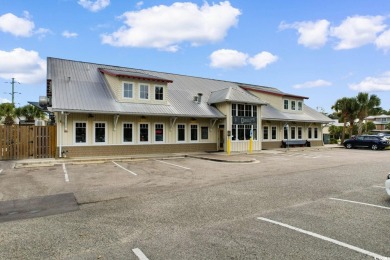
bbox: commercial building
[43,57,332,157]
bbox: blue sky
[1,0,390,114]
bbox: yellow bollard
[249,137,253,153]
[227,137,231,155]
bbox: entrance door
[218,128,224,151]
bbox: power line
[4,78,21,104]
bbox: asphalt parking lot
[0,148,389,259]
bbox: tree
[15,105,46,123]
[364,121,376,133]
[332,97,358,143]
[0,103,16,125]
[356,92,381,135]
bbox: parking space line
[132,248,149,260]
[373,185,385,189]
[0,169,3,174]
[329,198,390,210]
[156,160,191,170]
[112,161,137,176]
[257,217,388,260]
[62,163,69,182]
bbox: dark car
[343,135,390,150]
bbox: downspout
[59,111,63,158]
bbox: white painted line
[257,217,388,260]
[373,185,385,189]
[0,169,3,174]
[330,198,390,210]
[132,248,149,260]
[62,163,69,182]
[156,160,191,170]
[112,161,137,176]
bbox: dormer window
[123,82,133,99]
[140,84,149,100]
[155,86,164,100]
[284,100,289,110]
[298,101,303,111]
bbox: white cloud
[279,20,330,49]
[331,15,387,50]
[349,71,390,91]
[0,12,35,37]
[209,49,248,68]
[78,0,110,12]
[293,79,332,89]
[248,51,278,70]
[62,30,78,38]
[136,1,144,9]
[0,48,46,84]
[101,1,241,52]
[375,29,390,52]
[0,98,11,104]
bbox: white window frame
[308,127,312,139]
[93,121,107,144]
[298,101,303,111]
[123,82,134,99]
[154,123,165,143]
[271,126,277,140]
[74,121,87,145]
[190,124,199,142]
[154,85,164,101]
[139,123,150,143]
[177,124,186,143]
[297,126,303,139]
[263,125,269,140]
[314,127,319,139]
[290,126,296,139]
[291,100,296,110]
[201,126,209,140]
[283,99,289,110]
[139,84,150,100]
[122,122,134,144]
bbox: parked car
[386,174,390,196]
[343,135,390,150]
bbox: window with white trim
[308,127,312,139]
[291,100,296,110]
[190,124,198,142]
[75,122,87,143]
[140,84,149,100]
[314,127,318,139]
[123,123,133,143]
[155,123,164,142]
[177,124,185,142]
[201,127,208,140]
[139,123,149,142]
[298,101,303,111]
[155,86,164,100]
[263,126,269,140]
[284,126,288,139]
[271,126,277,140]
[94,122,106,143]
[291,126,296,139]
[123,82,133,99]
[284,100,289,110]
[297,126,302,139]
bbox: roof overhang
[99,68,173,84]
[241,86,309,99]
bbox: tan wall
[56,113,218,147]
[249,91,283,110]
[60,143,216,158]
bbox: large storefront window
[231,104,257,141]
[75,122,86,143]
[123,123,133,143]
[94,122,106,143]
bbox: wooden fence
[0,125,56,160]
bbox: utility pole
[5,78,20,104]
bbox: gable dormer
[99,68,173,105]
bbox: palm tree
[15,105,46,123]
[332,97,359,142]
[0,103,16,125]
[356,92,381,135]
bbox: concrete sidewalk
[10,144,343,168]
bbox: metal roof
[47,57,332,123]
[99,68,173,83]
[262,104,333,123]
[208,87,267,105]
